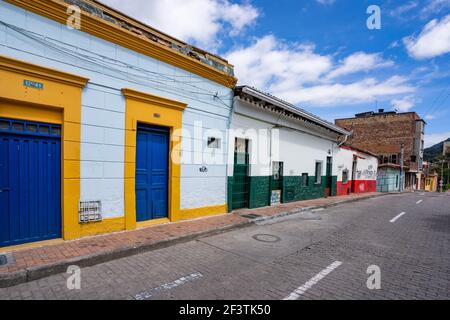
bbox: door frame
[325,156,333,197]
[0,56,88,243]
[0,119,62,246]
[123,88,186,230]
[135,123,170,223]
[231,138,250,210]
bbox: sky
[100,0,450,147]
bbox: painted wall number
[23,80,44,90]
[199,166,208,173]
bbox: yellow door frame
[0,55,88,241]
[122,88,186,230]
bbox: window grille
[79,201,102,223]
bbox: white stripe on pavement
[416,200,423,204]
[390,212,406,223]
[283,261,342,300]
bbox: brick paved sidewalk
[0,192,382,287]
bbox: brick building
[335,110,426,190]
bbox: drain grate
[241,214,261,220]
[0,255,7,266]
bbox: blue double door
[135,124,170,222]
[0,118,62,247]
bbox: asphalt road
[0,192,449,300]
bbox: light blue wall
[377,167,404,192]
[0,1,233,215]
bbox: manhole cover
[0,254,7,266]
[241,214,261,220]
[252,234,281,243]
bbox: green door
[325,157,332,197]
[232,139,249,210]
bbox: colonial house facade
[334,146,378,196]
[227,86,352,211]
[0,0,236,247]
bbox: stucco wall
[0,1,233,217]
[334,147,378,195]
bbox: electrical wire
[0,20,234,110]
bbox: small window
[39,126,50,134]
[272,161,283,181]
[26,124,38,133]
[411,155,417,162]
[0,120,9,130]
[51,127,61,136]
[315,161,323,184]
[342,169,349,184]
[12,123,24,131]
[391,154,397,164]
[301,173,309,187]
[207,137,221,149]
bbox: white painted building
[334,146,379,196]
[227,86,351,211]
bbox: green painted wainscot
[227,176,338,212]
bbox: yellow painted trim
[0,55,89,242]
[136,218,170,229]
[123,88,185,229]
[6,0,237,88]
[0,100,63,124]
[0,55,89,88]
[0,239,64,252]
[122,88,187,111]
[179,204,228,220]
[79,217,126,237]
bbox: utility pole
[440,159,444,193]
[400,143,404,192]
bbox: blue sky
[101,0,450,146]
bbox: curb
[0,193,389,288]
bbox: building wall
[228,99,339,210]
[335,147,378,196]
[377,167,404,193]
[335,112,424,173]
[0,2,233,236]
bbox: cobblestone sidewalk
[0,192,381,287]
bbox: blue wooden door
[135,124,169,222]
[0,118,62,247]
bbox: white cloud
[388,1,419,18]
[326,52,394,80]
[425,132,450,148]
[226,36,414,106]
[276,76,415,106]
[99,0,259,49]
[226,35,333,89]
[421,0,450,18]
[404,14,450,59]
[391,95,416,112]
[425,114,436,120]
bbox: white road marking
[134,272,203,300]
[390,212,406,223]
[416,200,423,204]
[283,261,342,300]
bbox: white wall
[0,1,233,215]
[335,147,378,182]
[229,98,338,178]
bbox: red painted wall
[336,180,377,196]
